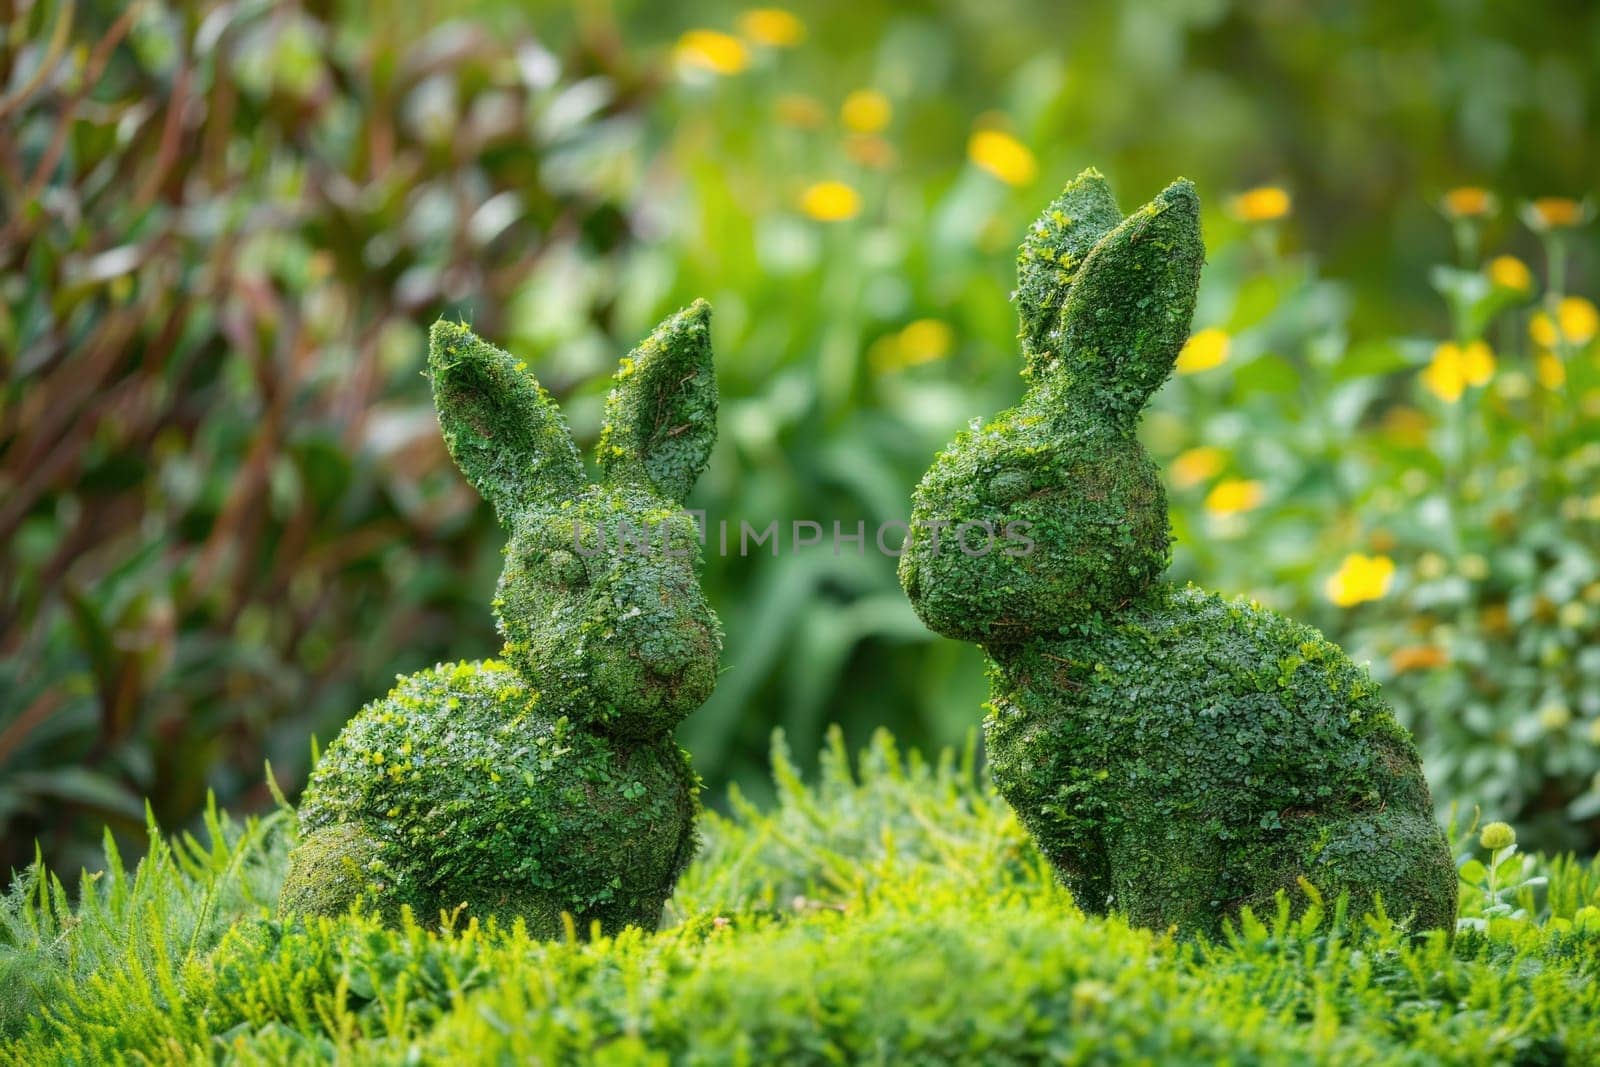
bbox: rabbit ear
[1016,168,1123,374]
[597,300,717,502]
[428,320,585,522]
[1053,178,1204,430]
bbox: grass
[3,729,1598,1065]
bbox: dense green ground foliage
[3,732,1598,1064]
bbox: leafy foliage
[3,732,1599,1062]
[1155,187,1600,850]
[0,0,658,874]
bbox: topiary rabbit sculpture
[898,171,1457,936]
[279,302,722,935]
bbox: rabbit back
[985,584,1457,934]
[284,660,697,932]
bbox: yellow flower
[1204,478,1265,518]
[841,89,892,134]
[1485,255,1533,294]
[1171,446,1227,489]
[1175,328,1231,375]
[799,180,860,221]
[1478,821,1515,851]
[1419,341,1494,402]
[674,30,749,76]
[1459,341,1495,385]
[873,318,954,373]
[738,8,805,47]
[1420,357,1464,403]
[1530,296,1599,347]
[898,319,952,363]
[1441,186,1495,219]
[1523,196,1589,231]
[1228,186,1291,222]
[967,129,1037,187]
[775,93,827,129]
[1561,295,1600,342]
[1323,553,1395,607]
[1530,312,1554,347]
[1536,352,1567,390]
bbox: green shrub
[281,313,720,933]
[4,731,1600,1063]
[1153,189,1600,850]
[899,173,1456,935]
[0,0,654,874]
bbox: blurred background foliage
[2,0,1597,873]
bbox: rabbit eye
[544,549,588,588]
[986,469,1032,504]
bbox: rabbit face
[899,391,1169,645]
[429,301,721,737]
[899,172,1203,648]
[497,492,720,737]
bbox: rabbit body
[280,305,721,934]
[985,584,1456,934]
[900,171,1456,934]
[280,660,697,932]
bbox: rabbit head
[428,302,721,738]
[898,172,1203,646]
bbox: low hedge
[3,729,1598,1064]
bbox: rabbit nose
[641,639,697,676]
[618,595,710,676]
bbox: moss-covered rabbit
[898,171,1456,936]
[280,303,722,935]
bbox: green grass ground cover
[3,729,1598,1065]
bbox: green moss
[1055,179,1204,429]
[898,408,1169,642]
[286,661,698,934]
[900,171,1456,935]
[1015,167,1123,371]
[986,585,1457,935]
[283,307,721,933]
[276,823,401,924]
[428,319,585,522]
[596,300,718,502]
[493,490,719,739]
